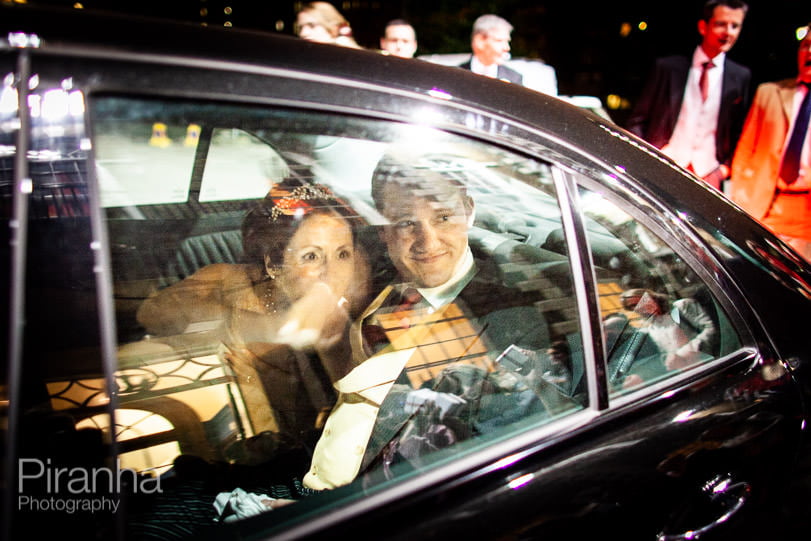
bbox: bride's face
[274,212,357,303]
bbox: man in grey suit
[459,14,523,85]
[625,0,751,190]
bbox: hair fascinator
[267,184,335,221]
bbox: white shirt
[413,247,475,309]
[470,55,499,78]
[303,249,476,490]
[662,47,725,178]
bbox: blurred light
[42,89,69,120]
[200,8,208,16]
[492,454,522,470]
[224,21,232,27]
[508,473,534,490]
[0,84,17,114]
[73,2,84,8]
[223,6,232,15]
[605,93,631,110]
[68,89,85,116]
[275,20,285,32]
[619,22,632,38]
[7,32,40,48]
[638,21,648,31]
[427,87,452,100]
[411,107,445,127]
[30,88,85,120]
[28,94,41,118]
[673,409,695,423]
[798,26,809,41]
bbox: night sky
[18,1,811,124]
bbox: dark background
[22,1,811,125]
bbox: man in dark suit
[625,0,751,190]
[301,153,565,490]
[459,14,523,85]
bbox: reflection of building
[49,341,254,475]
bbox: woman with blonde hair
[295,1,360,48]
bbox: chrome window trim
[551,166,608,411]
[82,86,125,533]
[608,348,761,411]
[3,47,31,541]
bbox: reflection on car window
[94,115,197,207]
[575,186,740,396]
[21,95,594,535]
[200,128,289,202]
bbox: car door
[254,158,801,541]
[179,83,801,540]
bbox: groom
[303,153,557,490]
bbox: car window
[200,128,289,202]
[574,184,740,397]
[93,107,197,207]
[8,88,746,537]
[27,95,590,532]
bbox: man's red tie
[699,60,714,102]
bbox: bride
[136,181,372,447]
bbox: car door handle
[657,475,751,541]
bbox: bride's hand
[274,281,350,349]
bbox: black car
[2,5,811,541]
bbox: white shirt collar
[470,56,499,78]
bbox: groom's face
[378,180,472,288]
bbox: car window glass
[200,128,289,202]
[575,185,741,397]
[50,95,591,531]
[93,102,196,207]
